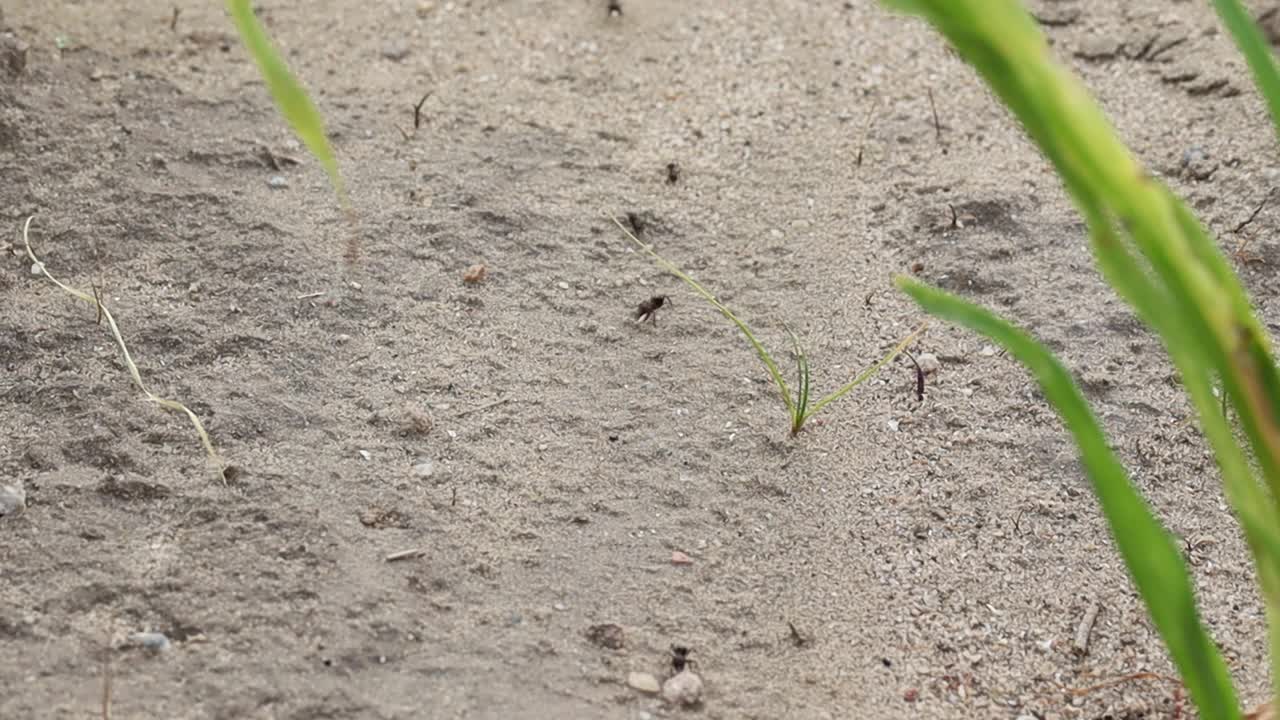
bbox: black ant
[634,295,671,325]
[666,162,680,184]
[670,645,693,672]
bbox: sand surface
[3,1,1278,718]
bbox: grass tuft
[612,215,924,435]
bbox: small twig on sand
[927,87,943,144]
[1072,599,1101,656]
[903,351,925,401]
[385,548,426,562]
[101,651,112,720]
[1233,187,1275,234]
[413,92,432,130]
[855,98,880,167]
[454,397,511,418]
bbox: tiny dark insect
[670,645,692,672]
[625,211,647,236]
[666,162,680,184]
[607,0,622,16]
[634,295,671,325]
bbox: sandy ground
[4,0,1280,718]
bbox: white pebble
[412,461,434,479]
[0,483,25,519]
[662,669,704,706]
[267,175,288,189]
[627,671,661,694]
[358,450,372,461]
[557,281,570,290]
[29,261,43,276]
[917,352,941,374]
[979,344,997,357]
[129,632,171,652]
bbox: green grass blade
[610,215,797,419]
[786,326,811,433]
[898,277,1241,720]
[1213,0,1280,148]
[804,323,926,420]
[227,0,346,205]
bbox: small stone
[670,550,693,565]
[0,483,25,519]
[267,175,288,189]
[917,352,940,375]
[129,632,171,652]
[979,344,997,357]
[358,450,372,461]
[553,602,567,611]
[382,43,410,62]
[463,263,487,284]
[661,669,703,706]
[29,261,43,276]
[585,623,625,650]
[416,1,436,17]
[412,461,434,479]
[627,671,661,694]
[557,281,570,290]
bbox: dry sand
[2,1,1278,718]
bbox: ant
[607,0,622,17]
[670,645,693,673]
[634,295,671,325]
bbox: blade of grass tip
[785,325,811,433]
[227,0,346,207]
[805,321,928,420]
[609,214,797,419]
[898,276,1241,720]
[22,217,224,476]
[1213,0,1280,148]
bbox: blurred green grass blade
[1213,0,1280,147]
[227,0,346,204]
[898,277,1241,720]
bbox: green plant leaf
[898,276,1241,720]
[1213,0,1280,150]
[227,0,346,205]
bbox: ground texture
[3,1,1280,718]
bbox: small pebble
[0,483,26,519]
[267,175,288,189]
[670,550,693,565]
[29,261,43,276]
[661,669,704,706]
[358,450,372,461]
[979,344,997,357]
[381,43,410,62]
[553,602,567,611]
[412,461,435,479]
[557,281,570,290]
[917,352,940,375]
[129,632,171,652]
[627,671,661,694]
[463,264,487,284]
